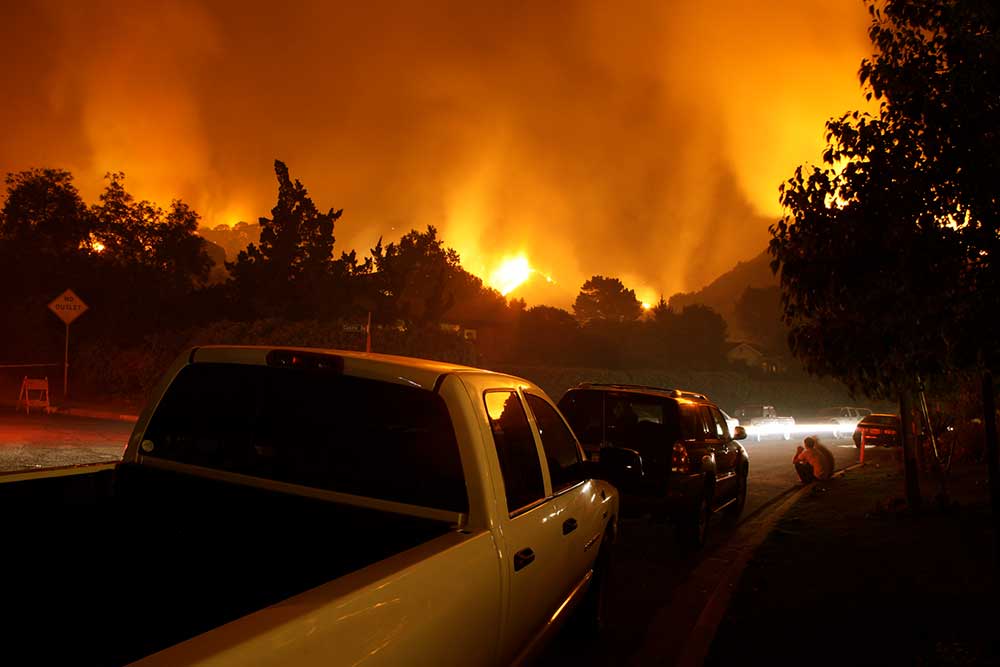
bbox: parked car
[2,347,624,666]
[853,413,901,448]
[818,406,872,438]
[732,404,796,441]
[557,383,748,549]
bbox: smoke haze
[0,1,872,306]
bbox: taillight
[671,442,690,473]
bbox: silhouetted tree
[858,0,1000,544]
[734,286,787,353]
[228,160,344,319]
[572,275,641,324]
[92,173,211,291]
[368,226,463,325]
[672,304,729,368]
[771,0,1000,514]
[514,305,579,365]
[0,168,94,256]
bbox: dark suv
[558,383,749,548]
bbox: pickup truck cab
[3,347,619,666]
[733,404,796,441]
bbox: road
[0,412,132,472]
[538,436,898,665]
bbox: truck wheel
[678,488,711,550]
[576,525,615,635]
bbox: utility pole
[899,390,922,512]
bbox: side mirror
[733,426,747,441]
[593,446,644,490]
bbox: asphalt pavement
[740,434,863,517]
[0,412,132,472]
[538,435,891,666]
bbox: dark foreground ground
[538,439,881,665]
[707,462,998,666]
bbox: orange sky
[0,1,873,306]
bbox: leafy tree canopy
[734,286,787,353]
[573,275,641,324]
[228,160,344,318]
[769,0,997,399]
[92,172,211,289]
[0,168,93,256]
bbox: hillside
[667,250,778,338]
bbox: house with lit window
[727,341,786,374]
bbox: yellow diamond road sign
[48,289,88,325]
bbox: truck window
[525,394,583,493]
[142,363,468,512]
[484,391,545,514]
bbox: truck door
[524,394,606,603]
[483,390,566,663]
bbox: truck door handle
[562,518,578,535]
[514,548,535,571]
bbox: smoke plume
[0,1,872,305]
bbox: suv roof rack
[577,383,709,401]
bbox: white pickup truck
[3,347,621,666]
[732,404,796,441]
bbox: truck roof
[190,346,497,391]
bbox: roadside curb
[631,461,864,666]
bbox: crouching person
[793,436,833,483]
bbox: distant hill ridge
[668,250,778,338]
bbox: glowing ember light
[91,240,106,253]
[490,255,533,296]
[641,302,652,310]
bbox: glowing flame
[90,240,106,253]
[490,255,532,296]
[641,302,652,310]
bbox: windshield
[141,363,468,512]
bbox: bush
[71,319,475,403]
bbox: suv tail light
[671,442,690,473]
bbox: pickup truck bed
[6,464,454,666]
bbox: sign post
[47,289,88,398]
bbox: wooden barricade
[16,377,50,415]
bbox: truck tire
[678,486,711,550]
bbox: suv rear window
[142,363,468,513]
[557,390,603,446]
